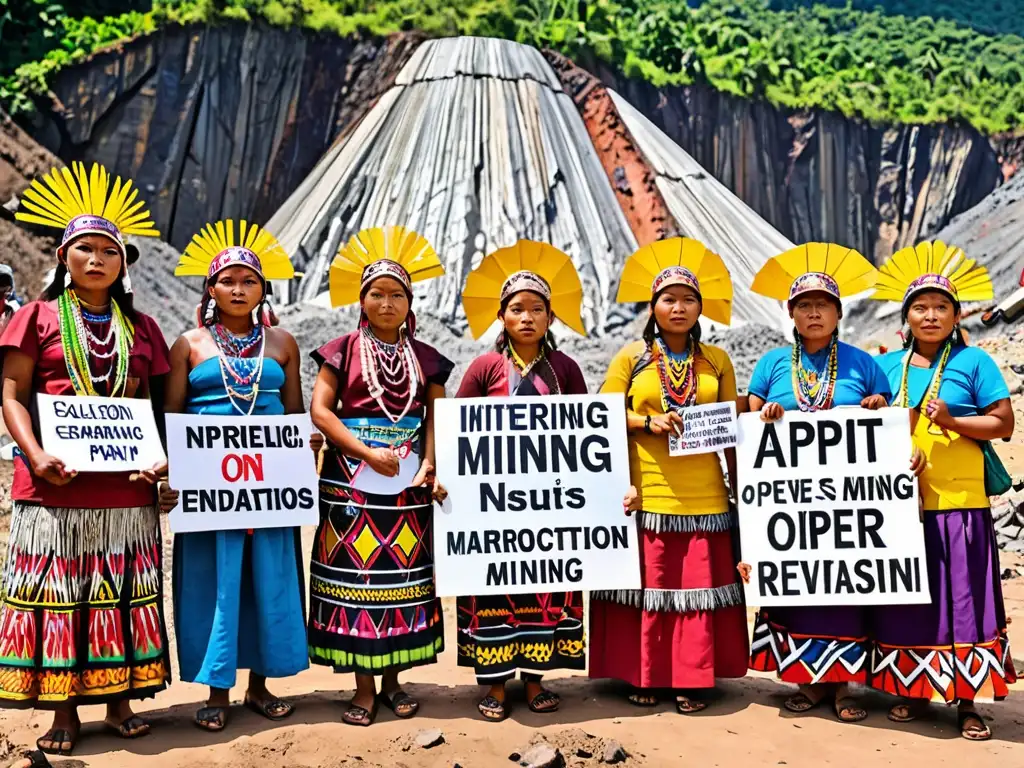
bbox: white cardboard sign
[166,413,319,533]
[433,394,640,597]
[37,393,166,472]
[668,401,738,457]
[737,407,930,607]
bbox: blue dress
[172,357,309,689]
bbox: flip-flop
[888,700,926,723]
[341,700,378,727]
[627,692,659,707]
[104,714,151,739]
[527,689,560,714]
[377,690,419,719]
[194,706,227,732]
[675,695,708,714]
[834,697,868,723]
[244,693,294,721]
[35,728,77,757]
[477,695,507,722]
[783,691,826,713]
[958,710,992,741]
[10,751,50,768]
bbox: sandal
[834,696,868,723]
[675,695,708,714]
[104,714,151,739]
[958,709,992,741]
[377,690,419,719]
[783,691,826,714]
[244,692,294,722]
[35,727,77,757]
[10,751,50,768]
[194,706,227,732]
[888,700,926,723]
[527,689,560,714]
[627,692,659,707]
[342,700,378,727]
[477,695,507,722]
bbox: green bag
[981,440,1012,497]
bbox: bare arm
[163,335,191,416]
[931,398,1014,441]
[1,349,71,485]
[279,331,305,415]
[310,366,371,461]
[422,382,444,468]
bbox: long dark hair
[40,259,138,322]
[495,291,558,354]
[899,290,965,350]
[643,288,703,350]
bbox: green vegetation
[770,2,1024,39]
[2,1,1024,135]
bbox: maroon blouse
[456,349,587,398]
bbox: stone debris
[518,743,566,768]
[600,740,629,764]
[413,729,445,749]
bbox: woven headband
[903,273,958,305]
[61,214,126,257]
[500,270,551,303]
[789,272,841,302]
[652,266,701,298]
[207,247,264,281]
[361,259,413,296]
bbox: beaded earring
[63,270,72,289]
[204,297,216,325]
[122,271,133,294]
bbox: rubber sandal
[958,710,992,741]
[244,692,294,721]
[627,692,659,707]
[377,690,419,719]
[477,695,507,722]
[35,728,76,757]
[194,706,227,732]
[834,697,868,723]
[783,691,825,713]
[675,695,708,714]
[888,700,925,723]
[11,751,50,768]
[527,689,560,714]
[342,700,378,727]
[104,714,151,739]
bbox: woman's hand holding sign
[623,486,640,516]
[31,452,75,486]
[860,394,888,410]
[647,411,683,436]
[413,458,449,503]
[365,446,400,477]
[157,481,179,514]
[759,402,784,423]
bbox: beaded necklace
[359,326,419,424]
[506,343,561,395]
[895,340,952,410]
[209,322,266,417]
[655,336,697,410]
[791,335,838,411]
[57,289,133,397]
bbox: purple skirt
[871,508,1015,703]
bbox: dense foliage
[770,1,1024,39]
[2,0,1024,135]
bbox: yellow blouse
[601,340,736,516]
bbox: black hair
[41,259,138,322]
[644,287,703,350]
[495,291,558,354]
[899,288,964,350]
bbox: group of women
[0,163,1015,760]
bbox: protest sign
[433,394,640,597]
[668,401,738,457]
[37,393,165,472]
[166,413,319,533]
[737,407,929,607]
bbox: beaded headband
[651,265,701,298]
[500,270,551,303]
[361,259,412,296]
[208,246,264,281]
[789,272,841,302]
[61,215,126,257]
[903,273,958,305]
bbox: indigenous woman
[454,240,589,721]
[0,164,170,754]
[742,243,892,723]
[159,221,312,731]
[870,242,1015,740]
[589,238,748,714]
[308,227,451,727]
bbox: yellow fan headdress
[461,240,586,340]
[751,242,876,303]
[329,226,444,308]
[175,219,295,283]
[15,161,159,263]
[616,237,733,325]
[871,240,993,309]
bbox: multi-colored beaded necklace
[210,322,266,416]
[894,340,951,412]
[655,336,697,410]
[507,343,561,395]
[359,326,420,423]
[57,289,134,397]
[791,335,838,411]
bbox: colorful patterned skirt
[457,591,585,684]
[750,605,869,684]
[871,507,1015,703]
[590,511,748,689]
[308,472,443,675]
[0,503,170,708]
